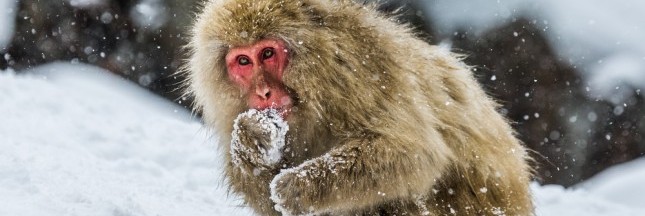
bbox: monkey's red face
[225,39,293,118]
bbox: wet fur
[186,0,534,215]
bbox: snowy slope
[0,63,254,216]
[533,164,645,216]
[1,63,644,215]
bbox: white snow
[68,0,106,8]
[533,158,645,215]
[68,0,106,9]
[587,54,645,103]
[0,0,18,49]
[130,0,169,30]
[1,63,645,215]
[578,158,645,208]
[424,1,645,101]
[0,63,253,216]
[231,109,289,169]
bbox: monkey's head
[188,0,403,137]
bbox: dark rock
[450,18,645,186]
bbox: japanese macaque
[186,0,534,215]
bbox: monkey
[185,0,534,215]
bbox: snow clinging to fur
[231,109,289,168]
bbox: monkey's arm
[270,135,453,215]
[230,109,288,172]
[227,110,288,215]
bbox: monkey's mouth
[249,96,294,119]
[248,86,299,119]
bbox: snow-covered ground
[1,63,644,215]
[0,63,253,216]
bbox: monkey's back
[355,6,534,215]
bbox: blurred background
[1,0,644,187]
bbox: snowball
[231,109,289,168]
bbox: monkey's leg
[270,137,452,215]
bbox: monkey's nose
[253,73,271,100]
[256,86,271,100]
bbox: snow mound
[0,62,253,216]
[533,157,645,216]
[578,158,645,209]
[1,63,644,215]
[587,54,645,103]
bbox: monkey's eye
[262,48,275,60]
[237,56,251,65]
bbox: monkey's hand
[231,109,289,173]
[270,137,451,215]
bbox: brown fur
[185,0,534,215]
